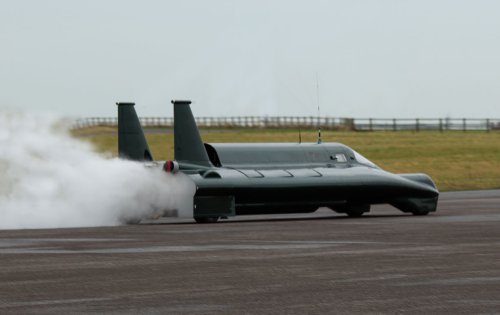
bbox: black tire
[412,211,429,216]
[346,211,364,218]
[124,218,142,225]
[194,217,220,224]
[330,203,370,217]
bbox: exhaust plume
[0,111,195,230]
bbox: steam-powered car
[116,101,438,223]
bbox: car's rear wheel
[412,211,429,216]
[124,218,142,225]
[194,217,220,223]
[346,211,365,218]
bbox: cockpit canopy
[203,143,379,169]
[352,150,378,168]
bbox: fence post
[439,119,443,133]
[393,119,396,132]
[416,118,419,132]
[486,119,490,133]
[369,118,373,132]
[463,118,466,132]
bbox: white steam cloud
[0,111,195,230]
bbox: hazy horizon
[1,0,499,119]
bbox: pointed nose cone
[412,180,439,198]
[397,173,439,198]
[388,173,439,214]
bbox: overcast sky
[1,0,499,118]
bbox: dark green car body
[116,101,438,223]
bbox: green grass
[74,127,500,192]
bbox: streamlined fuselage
[116,101,439,223]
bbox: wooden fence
[71,117,500,132]
[71,117,354,130]
[354,118,500,132]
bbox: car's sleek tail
[116,102,153,161]
[172,100,212,167]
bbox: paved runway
[0,190,499,314]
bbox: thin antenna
[316,72,322,144]
[316,72,320,119]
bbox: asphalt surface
[0,190,499,314]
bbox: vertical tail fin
[116,102,153,161]
[172,100,211,167]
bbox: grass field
[73,127,500,192]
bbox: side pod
[117,102,153,161]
